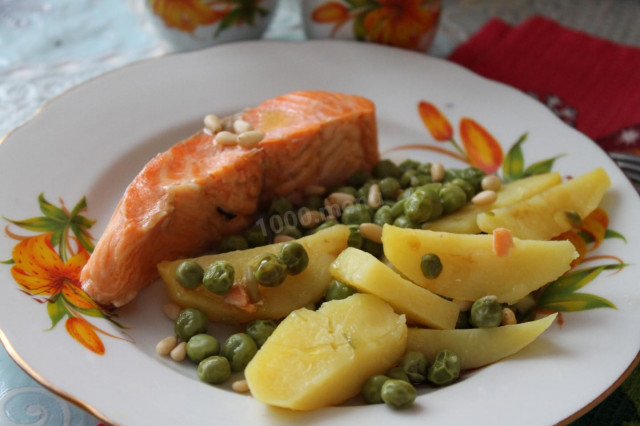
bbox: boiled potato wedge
[406,314,557,369]
[245,293,407,410]
[477,168,610,240]
[424,172,562,234]
[330,247,459,329]
[382,226,577,304]
[157,225,349,323]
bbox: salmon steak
[80,91,379,307]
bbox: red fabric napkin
[448,16,640,154]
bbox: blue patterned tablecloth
[1,1,639,425]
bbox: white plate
[1,40,639,425]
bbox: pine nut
[237,130,265,147]
[501,307,517,325]
[214,131,238,146]
[170,341,187,361]
[359,222,383,244]
[203,114,222,133]
[300,210,324,228]
[431,162,445,182]
[327,192,356,208]
[452,299,473,312]
[472,190,497,206]
[274,234,295,243]
[232,379,250,393]
[233,119,253,134]
[481,174,502,191]
[368,184,382,209]
[304,184,327,196]
[162,302,181,321]
[156,335,178,356]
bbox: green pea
[175,260,204,289]
[186,334,220,363]
[445,167,485,192]
[356,183,372,200]
[401,351,428,383]
[333,186,358,197]
[386,366,410,383]
[405,190,434,223]
[304,194,324,211]
[400,169,419,188]
[347,169,371,187]
[380,379,417,409]
[217,235,249,253]
[421,253,443,279]
[347,226,363,249]
[221,333,258,372]
[439,184,468,214]
[276,225,302,240]
[325,279,357,301]
[373,205,394,227]
[417,182,443,193]
[427,349,461,386]
[361,374,390,404]
[202,260,235,295]
[175,308,209,341]
[417,162,432,174]
[341,203,372,225]
[450,178,475,200]
[268,197,293,218]
[470,295,503,328]
[389,199,407,217]
[246,319,277,347]
[361,239,383,257]
[197,356,230,385]
[379,177,401,200]
[308,219,339,235]
[278,242,309,275]
[393,215,418,229]
[373,159,401,179]
[398,159,420,173]
[252,254,288,287]
[410,173,432,187]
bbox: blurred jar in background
[302,0,441,52]
[146,0,279,51]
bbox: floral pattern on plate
[2,194,131,354]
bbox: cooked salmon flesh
[80,91,379,307]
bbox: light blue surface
[1,1,639,425]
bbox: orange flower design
[418,101,453,142]
[150,0,225,33]
[362,0,439,50]
[459,117,504,174]
[5,194,133,355]
[311,0,440,51]
[11,233,89,304]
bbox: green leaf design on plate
[353,12,367,41]
[46,295,68,330]
[536,292,616,312]
[537,263,625,311]
[502,133,527,182]
[524,155,564,176]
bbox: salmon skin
[81,91,379,307]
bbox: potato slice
[406,314,557,369]
[330,247,459,329]
[477,168,610,240]
[382,226,577,304]
[245,293,407,410]
[424,172,562,234]
[157,225,349,323]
